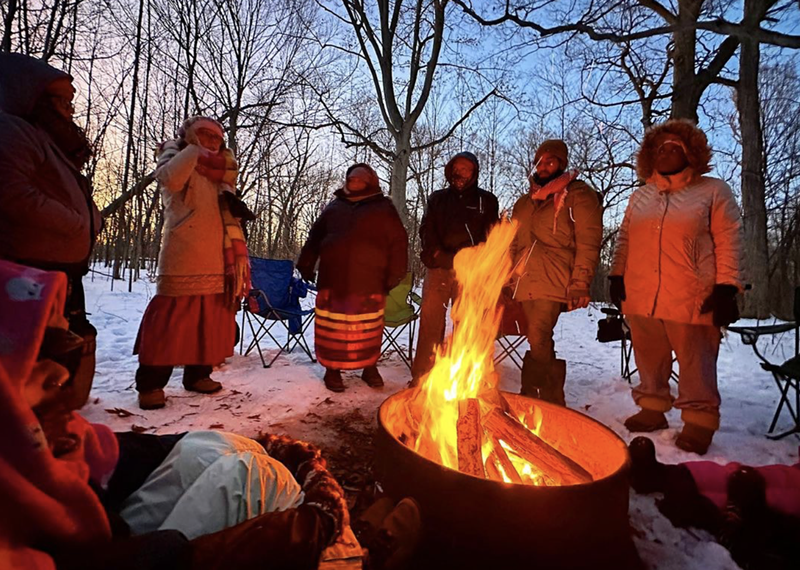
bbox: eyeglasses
[49,95,75,113]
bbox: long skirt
[314,290,385,370]
[134,293,235,366]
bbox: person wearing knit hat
[411,151,500,386]
[0,52,103,411]
[132,116,251,409]
[508,139,603,406]
[297,164,408,392]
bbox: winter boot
[540,358,566,406]
[324,369,345,392]
[138,389,166,410]
[184,377,223,394]
[628,436,668,494]
[624,409,669,433]
[520,351,546,398]
[367,497,422,570]
[675,423,715,455]
[361,366,384,388]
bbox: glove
[567,281,591,311]
[700,284,739,327]
[608,276,626,310]
[298,266,316,284]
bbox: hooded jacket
[610,120,742,325]
[0,54,102,270]
[509,176,603,303]
[297,164,408,298]
[419,152,499,270]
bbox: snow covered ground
[80,270,799,570]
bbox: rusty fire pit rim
[377,388,631,489]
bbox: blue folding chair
[239,258,316,368]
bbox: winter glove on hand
[700,284,740,327]
[567,281,591,311]
[608,276,626,310]
[298,267,316,284]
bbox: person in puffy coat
[133,116,251,409]
[609,119,743,455]
[509,139,603,405]
[297,163,408,393]
[0,53,103,409]
[411,151,499,385]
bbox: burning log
[487,437,524,485]
[483,408,593,486]
[457,399,485,478]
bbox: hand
[608,275,626,310]
[567,281,591,311]
[299,268,316,284]
[700,284,739,327]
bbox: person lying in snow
[297,163,408,393]
[0,259,350,570]
[628,436,800,570]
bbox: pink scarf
[529,169,578,233]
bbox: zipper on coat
[465,223,475,245]
[650,193,670,316]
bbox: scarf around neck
[529,169,579,233]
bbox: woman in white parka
[609,119,743,455]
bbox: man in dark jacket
[0,53,102,409]
[411,151,499,385]
[297,164,408,392]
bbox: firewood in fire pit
[487,437,524,484]
[483,408,593,486]
[457,399,485,478]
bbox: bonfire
[385,219,592,486]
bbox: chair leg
[239,307,247,355]
[767,373,800,439]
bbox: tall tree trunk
[2,0,18,52]
[670,0,702,121]
[390,135,411,226]
[738,0,771,317]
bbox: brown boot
[184,377,223,394]
[676,423,715,455]
[138,389,166,410]
[361,366,384,388]
[324,369,345,392]
[624,409,669,432]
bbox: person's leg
[135,365,172,409]
[324,368,345,392]
[63,274,97,409]
[519,299,562,401]
[362,365,384,388]
[183,365,222,393]
[55,530,192,570]
[666,321,722,454]
[410,268,455,385]
[625,315,674,431]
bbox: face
[46,78,76,120]
[196,127,223,153]
[535,152,562,180]
[450,158,476,191]
[346,167,372,192]
[654,133,689,175]
[24,359,70,410]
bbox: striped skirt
[314,290,385,370]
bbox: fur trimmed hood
[636,119,713,181]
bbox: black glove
[700,284,740,327]
[298,267,316,284]
[608,276,626,310]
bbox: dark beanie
[535,139,569,169]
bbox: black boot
[628,436,668,494]
[520,351,546,398]
[540,358,566,406]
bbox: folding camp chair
[239,258,316,368]
[597,307,679,384]
[380,273,422,370]
[494,289,528,371]
[728,286,800,439]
